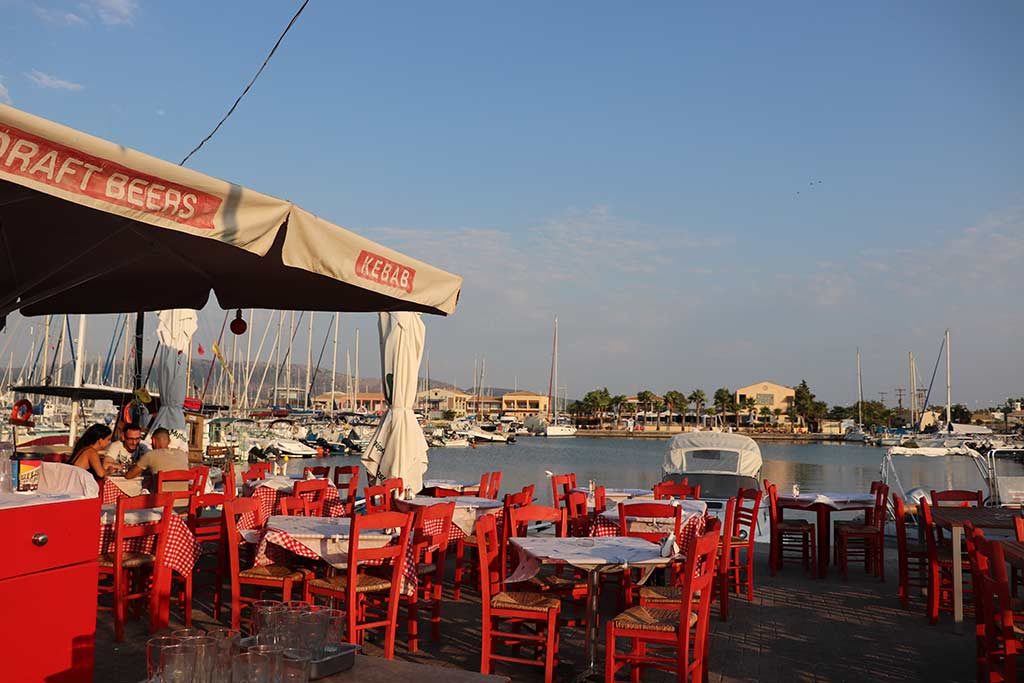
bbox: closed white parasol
[147,309,197,449]
[361,312,429,493]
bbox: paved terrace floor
[96,543,974,682]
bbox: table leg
[574,569,601,682]
[817,507,830,578]
[952,524,963,634]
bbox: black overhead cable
[180,0,312,166]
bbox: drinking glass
[160,645,195,683]
[205,628,240,682]
[282,648,313,683]
[256,627,283,647]
[283,600,311,612]
[322,608,345,646]
[145,636,181,680]
[232,651,272,683]
[297,610,329,659]
[254,603,287,636]
[248,644,284,683]
[278,609,305,648]
[181,635,216,683]
[171,627,206,638]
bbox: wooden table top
[931,506,1021,530]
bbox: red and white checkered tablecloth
[247,483,345,520]
[101,478,133,505]
[99,510,200,578]
[252,517,418,597]
[590,510,707,554]
[393,496,503,545]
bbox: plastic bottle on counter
[0,442,13,493]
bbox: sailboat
[544,316,577,437]
[844,347,868,442]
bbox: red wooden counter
[1,492,100,683]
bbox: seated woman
[69,424,116,481]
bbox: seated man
[105,421,149,466]
[124,427,190,492]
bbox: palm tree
[664,390,687,429]
[687,389,706,428]
[742,397,757,426]
[652,397,665,431]
[609,395,626,429]
[773,408,783,428]
[636,390,655,429]
[759,406,772,427]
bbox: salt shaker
[792,483,801,497]
[404,487,413,500]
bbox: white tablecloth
[261,515,392,567]
[100,504,163,525]
[423,479,477,492]
[778,492,876,510]
[394,495,502,537]
[571,487,653,509]
[249,475,335,494]
[506,536,670,584]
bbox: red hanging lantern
[229,309,247,335]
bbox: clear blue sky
[2,0,1022,407]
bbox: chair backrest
[156,469,199,494]
[975,533,1021,679]
[479,471,502,500]
[411,501,455,566]
[930,489,983,508]
[732,487,763,547]
[871,483,890,531]
[677,529,719,656]
[764,481,781,529]
[332,466,360,515]
[293,479,328,516]
[384,477,404,499]
[893,494,910,561]
[508,504,567,538]
[617,501,682,544]
[280,496,310,516]
[243,463,272,483]
[593,486,607,514]
[565,491,590,537]
[347,511,413,600]
[111,494,173,573]
[187,492,225,544]
[653,480,700,501]
[475,514,504,608]
[365,485,391,513]
[222,461,237,500]
[963,524,988,627]
[918,498,942,566]
[719,497,737,573]
[1016,516,1024,543]
[223,498,263,578]
[550,473,577,507]
[303,466,330,479]
[431,487,464,498]
[191,465,210,493]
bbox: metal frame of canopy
[880,446,1005,505]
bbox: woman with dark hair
[69,423,115,481]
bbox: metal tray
[311,643,361,679]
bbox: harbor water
[292,436,1023,502]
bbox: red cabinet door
[0,560,98,683]
[4,496,100,580]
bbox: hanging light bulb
[230,309,247,335]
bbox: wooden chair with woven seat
[402,501,455,653]
[837,482,889,581]
[365,477,403,514]
[931,489,984,508]
[618,501,681,606]
[453,485,530,601]
[893,494,928,608]
[480,471,503,500]
[293,479,328,516]
[550,473,577,508]
[303,466,330,479]
[507,504,587,602]
[606,527,718,683]
[565,490,591,537]
[241,462,272,484]
[919,498,963,624]
[833,481,882,564]
[475,513,562,682]
[223,497,309,632]
[964,523,993,682]
[98,493,173,641]
[187,492,226,620]
[593,485,607,514]
[304,510,413,659]
[222,461,237,500]
[331,465,359,516]
[974,532,1021,682]
[279,496,310,516]
[764,481,816,577]
[725,487,763,603]
[155,469,200,510]
[653,480,701,500]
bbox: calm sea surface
[295,436,1021,501]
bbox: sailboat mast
[354,328,360,411]
[305,313,314,410]
[330,313,339,417]
[274,312,283,406]
[41,315,50,385]
[68,315,87,445]
[345,349,352,411]
[55,316,67,386]
[945,329,952,427]
[856,347,863,427]
[553,317,559,422]
[909,352,917,430]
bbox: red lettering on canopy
[0,123,221,229]
[355,250,416,294]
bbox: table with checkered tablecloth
[101,477,143,504]
[590,499,708,553]
[245,477,346,520]
[393,495,503,544]
[252,515,418,596]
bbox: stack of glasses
[145,628,240,683]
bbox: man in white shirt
[105,422,149,466]
[124,427,189,491]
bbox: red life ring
[11,399,33,425]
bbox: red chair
[725,487,762,603]
[222,461,237,500]
[303,466,330,479]
[293,479,328,516]
[593,485,607,514]
[97,493,173,641]
[479,471,503,500]
[332,465,360,516]
[653,480,701,500]
[403,501,455,652]
[618,501,681,606]
[475,513,562,682]
[606,527,718,682]
[974,533,1021,682]
[242,462,272,483]
[305,510,413,659]
[365,477,403,513]
[833,481,882,564]
[836,482,889,580]
[155,468,200,494]
[565,490,590,537]
[764,481,816,577]
[919,498,961,624]
[280,496,310,516]
[453,486,530,601]
[223,498,308,632]
[893,494,928,609]
[930,489,983,508]
[549,473,576,508]
[187,492,226,619]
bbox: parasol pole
[133,312,144,390]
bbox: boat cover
[663,431,762,478]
